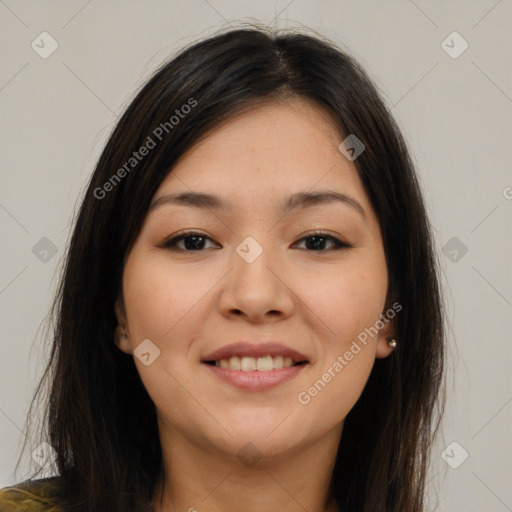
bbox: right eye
[159,231,220,251]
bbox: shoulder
[0,477,62,512]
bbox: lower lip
[202,363,308,391]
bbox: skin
[115,97,396,512]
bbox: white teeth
[229,356,241,370]
[273,355,284,369]
[256,355,273,371]
[241,357,256,371]
[214,355,301,371]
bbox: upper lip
[202,342,309,363]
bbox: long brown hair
[17,24,445,512]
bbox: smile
[206,355,304,371]
[201,342,310,390]
[202,359,309,391]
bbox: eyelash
[159,230,351,252]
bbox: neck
[152,421,343,512]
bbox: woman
[0,24,445,512]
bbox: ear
[375,298,399,359]
[375,319,396,359]
[114,295,132,355]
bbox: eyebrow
[149,190,366,219]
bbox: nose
[218,238,295,323]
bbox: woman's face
[115,98,395,461]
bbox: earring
[115,332,128,344]
[387,338,397,349]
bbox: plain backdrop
[1,1,511,510]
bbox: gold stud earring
[387,338,397,349]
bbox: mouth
[201,341,310,367]
[202,360,309,391]
[201,342,310,391]
[203,355,308,371]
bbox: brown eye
[159,231,220,251]
[294,232,351,251]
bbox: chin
[209,413,314,456]
[208,431,308,465]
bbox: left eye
[293,232,350,251]
[159,231,350,252]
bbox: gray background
[1,1,511,510]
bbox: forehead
[154,98,372,218]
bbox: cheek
[296,344,375,437]
[295,257,388,424]
[122,254,213,341]
[121,255,214,423]
[302,258,388,348]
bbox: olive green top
[0,478,157,511]
[0,478,61,512]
